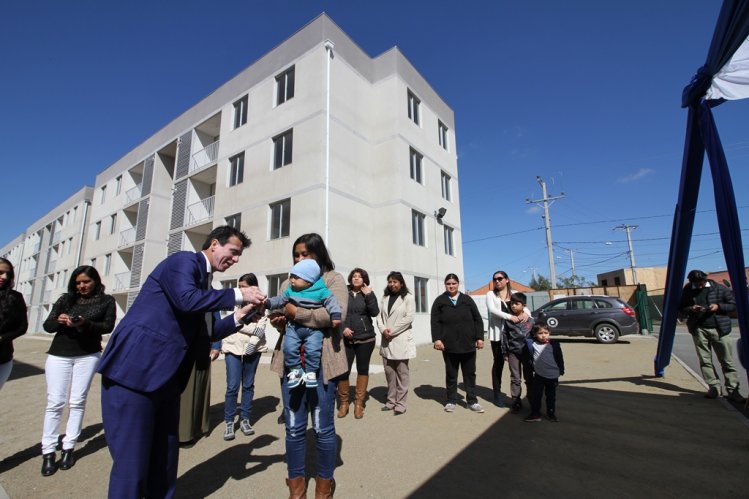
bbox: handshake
[236,286,268,324]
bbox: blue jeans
[283,323,323,373]
[224,352,261,422]
[281,365,337,479]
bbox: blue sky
[2,1,747,291]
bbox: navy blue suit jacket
[98,251,240,393]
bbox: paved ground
[1,333,747,498]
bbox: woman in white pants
[41,266,115,476]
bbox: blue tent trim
[655,0,749,376]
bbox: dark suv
[532,295,639,344]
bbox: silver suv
[532,295,640,344]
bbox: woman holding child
[431,273,485,413]
[270,233,347,498]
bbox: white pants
[41,353,100,454]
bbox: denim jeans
[281,365,337,479]
[283,323,323,373]
[0,360,12,391]
[224,352,261,422]
[42,352,100,453]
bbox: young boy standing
[502,292,534,413]
[524,324,565,422]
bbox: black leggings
[344,340,376,376]
[490,340,504,393]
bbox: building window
[614,276,621,286]
[412,210,425,246]
[438,121,448,149]
[221,279,238,290]
[414,277,428,313]
[270,199,291,240]
[407,89,421,125]
[226,213,241,230]
[267,273,287,297]
[602,279,609,286]
[94,221,101,240]
[115,175,122,195]
[109,214,117,235]
[275,66,295,105]
[443,225,454,256]
[104,253,111,276]
[233,95,248,129]
[90,257,96,268]
[229,153,245,186]
[409,148,423,184]
[441,171,451,201]
[100,185,107,204]
[273,129,293,169]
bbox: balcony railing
[125,184,143,204]
[189,140,219,174]
[32,242,41,254]
[51,231,61,245]
[114,271,132,292]
[45,259,57,274]
[23,267,37,281]
[119,228,136,247]
[185,196,215,226]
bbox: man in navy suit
[98,225,265,498]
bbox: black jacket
[679,279,735,336]
[0,290,28,364]
[430,292,484,354]
[344,289,379,342]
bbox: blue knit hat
[290,259,320,284]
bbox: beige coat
[221,315,270,356]
[377,293,416,360]
[270,270,348,384]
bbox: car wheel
[594,323,620,344]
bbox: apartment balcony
[113,271,132,292]
[23,267,37,281]
[125,183,143,204]
[45,259,57,274]
[190,140,219,175]
[42,290,51,304]
[119,228,136,248]
[32,242,41,255]
[184,196,215,226]
[51,231,61,245]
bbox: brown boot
[354,374,369,419]
[314,476,336,499]
[286,476,307,499]
[336,379,350,418]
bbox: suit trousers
[42,353,100,454]
[442,351,478,405]
[101,376,180,499]
[383,358,410,412]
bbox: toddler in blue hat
[265,259,342,388]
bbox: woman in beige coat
[377,271,416,415]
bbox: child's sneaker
[523,414,542,422]
[287,368,305,389]
[304,371,318,388]
[239,419,255,436]
[444,402,456,413]
[468,403,485,413]
[546,412,559,422]
[223,421,236,440]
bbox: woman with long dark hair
[0,258,28,391]
[41,265,115,476]
[269,233,348,497]
[377,271,416,415]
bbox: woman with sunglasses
[486,271,529,407]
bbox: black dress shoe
[59,449,75,470]
[41,452,58,476]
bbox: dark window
[273,130,293,169]
[275,66,295,105]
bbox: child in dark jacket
[502,292,534,413]
[523,323,565,422]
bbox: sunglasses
[493,277,506,282]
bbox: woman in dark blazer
[0,258,28,391]
[431,273,485,414]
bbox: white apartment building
[3,14,463,343]
[0,187,93,333]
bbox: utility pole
[565,248,576,277]
[614,224,639,284]
[527,176,565,286]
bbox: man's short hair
[510,292,527,305]
[687,269,708,283]
[201,225,251,250]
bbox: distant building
[0,14,462,344]
[597,266,667,293]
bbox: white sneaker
[239,419,254,436]
[444,403,456,413]
[287,368,305,389]
[304,371,318,388]
[468,403,485,413]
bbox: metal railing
[119,228,136,247]
[114,271,132,292]
[185,196,215,226]
[189,140,220,174]
[125,184,143,204]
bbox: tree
[529,274,552,291]
[556,274,594,289]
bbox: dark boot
[59,449,76,470]
[354,374,369,419]
[314,477,336,499]
[286,476,307,499]
[336,379,350,418]
[41,452,57,476]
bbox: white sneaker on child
[287,368,305,389]
[304,371,318,388]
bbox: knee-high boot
[314,476,335,498]
[354,374,369,419]
[337,379,350,418]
